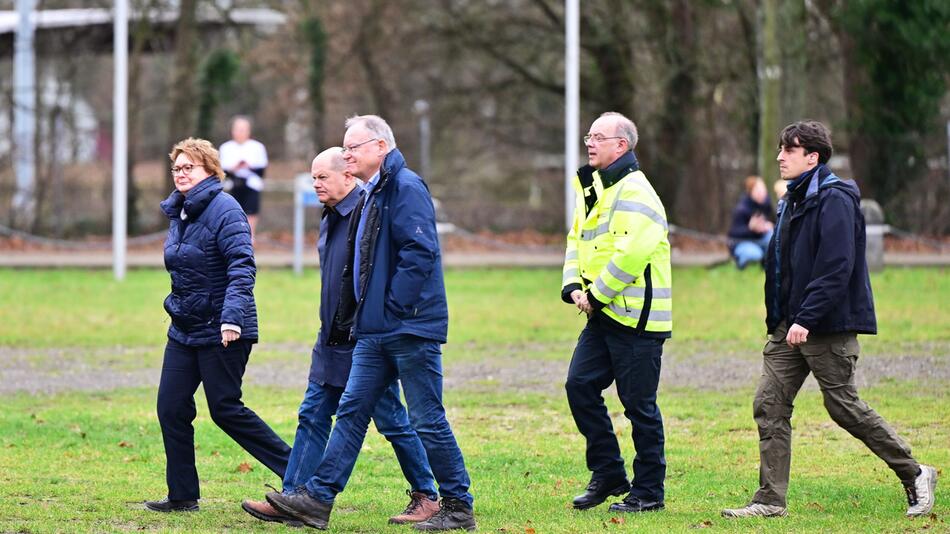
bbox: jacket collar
[596,151,640,189]
[160,176,222,220]
[788,164,841,202]
[325,185,363,218]
[369,148,408,195]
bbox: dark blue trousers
[157,338,291,500]
[565,315,666,502]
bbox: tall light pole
[12,0,36,228]
[564,0,580,230]
[413,99,431,180]
[113,0,129,280]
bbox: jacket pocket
[163,292,214,329]
[384,297,408,320]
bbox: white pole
[113,0,128,280]
[12,0,36,227]
[564,0,580,231]
[293,175,305,276]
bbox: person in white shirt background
[220,115,269,243]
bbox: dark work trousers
[752,322,920,507]
[565,314,667,503]
[157,337,291,500]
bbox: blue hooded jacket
[352,148,448,343]
[765,164,876,335]
[160,176,258,346]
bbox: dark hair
[778,120,833,164]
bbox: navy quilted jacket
[160,177,258,346]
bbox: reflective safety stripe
[607,303,672,322]
[606,260,637,284]
[613,200,668,230]
[562,268,579,283]
[620,286,672,299]
[594,277,619,300]
[580,223,610,241]
[564,250,578,261]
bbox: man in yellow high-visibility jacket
[562,112,671,514]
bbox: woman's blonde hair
[169,137,224,180]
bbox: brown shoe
[242,498,303,527]
[389,490,440,524]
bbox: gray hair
[344,114,397,150]
[600,111,638,150]
[314,146,346,172]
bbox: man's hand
[786,323,809,347]
[570,289,592,315]
[222,329,240,347]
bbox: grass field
[0,266,947,533]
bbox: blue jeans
[305,335,473,507]
[732,231,773,269]
[282,378,437,499]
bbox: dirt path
[2,341,948,396]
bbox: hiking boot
[572,477,630,510]
[144,497,199,512]
[905,465,938,517]
[608,495,664,513]
[413,497,476,531]
[266,489,333,530]
[721,502,787,518]
[390,490,440,524]
[241,498,303,527]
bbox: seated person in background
[220,115,268,242]
[727,176,775,269]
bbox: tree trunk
[167,0,199,148]
[757,0,781,185]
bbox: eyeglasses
[171,163,203,176]
[341,138,378,153]
[584,134,624,145]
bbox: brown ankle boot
[389,490,440,524]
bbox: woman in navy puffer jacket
[145,138,290,513]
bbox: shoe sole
[241,501,304,527]
[907,466,938,517]
[144,503,198,513]
[265,495,328,530]
[721,509,787,518]
[414,523,477,531]
[573,486,630,510]
[390,518,427,524]
[608,504,665,513]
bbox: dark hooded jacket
[765,164,877,335]
[160,177,258,346]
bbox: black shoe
[414,498,477,531]
[608,495,664,513]
[144,497,199,512]
[572,478,630,510]
[266,489,332,530]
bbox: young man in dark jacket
[266,116,475,531]
[722,121,937,519]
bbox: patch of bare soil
[3,342,947,397]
